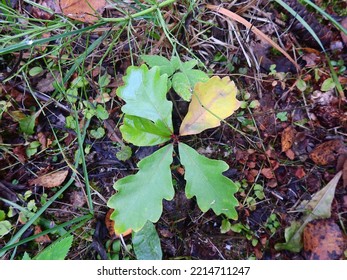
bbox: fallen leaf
[29,169,68,188]
[309,139,345,165]
[37,132,47,149]
[295,166,306,179]
[261,168,275,179]
[69,191,86,209]
[179,76,240,136]
[312,105,347,128]
[36,70,62,93]
[32,1,55,20]
[105,209,132,238]
[275,171,342,252]
[303,219,346,260]
[281,126,296,152]
[13,145,27,163]
[59,0,106,23]
[285,149,295,160]
[34,225,51,244]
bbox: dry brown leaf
[34,225,51,244]
[69,191,86,209]
[294,166,306,179]
[303,219,346,260]
[261,168,275,179]
[206,5,300,72]
[13,145,27,163]
[281,126,296,152]
[285,149,295,160]
[309,139,345,165]
[105,209,132,239]
[59,0,106,23]
[36,70,62,93]
[29,169,68,188]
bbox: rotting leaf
[309,139,345,165]
[303,219,346,260]
[28,169,68,188]
[281,126,296,152]
[275,171,342,252]
[179,76,240,136]
[58,0,106,23]
[107,144,174,234]
[34,225,51,244]
[179,143,238,220]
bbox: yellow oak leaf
[179,76,240,136]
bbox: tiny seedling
[107,61,240,235]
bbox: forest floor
[0,0,346,260]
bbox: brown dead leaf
[69,191,86,209]
[261,168,275,179]
[267,179,277,188]
[105,209,132,239]
[285,149,295,160]
[281,126,296,152]
[34,225,51,244]
[37,132,47,149]
[312,105,347,129]
[309,139,345,166]
[36,70,62,93]
[295,166,306,179]
[59,0,106,23]
[29,169,68,188]
[31,0,56,20]
[303,219,346,260]
[13,145,27,163]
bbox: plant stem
[102,0,176,23]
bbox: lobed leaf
[117,64,173,133]
[179,143,238,220]
[107,144,174,233]
[120,115,171,146]
[140,55,176,76]
[179,76,240,136]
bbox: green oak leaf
[140,55,175,76]
[133,221,162,260]
[120,115,171,146]
[107,144,174,233]
[179,143,238,220]
[117,64,173,132]
[172,69,209,101]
